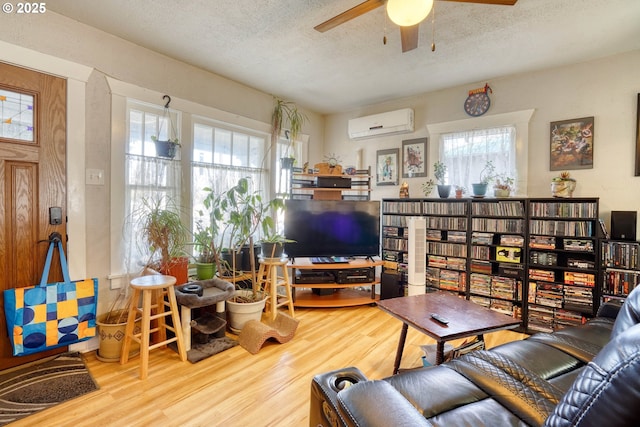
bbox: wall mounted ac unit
[407,216,426,296]
[348,108,414,139]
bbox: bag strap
[39,240,72,286]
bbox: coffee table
[377,292,520,373]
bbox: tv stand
[289,258,383,308]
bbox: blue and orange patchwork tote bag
[3,239,98,356]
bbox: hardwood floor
[11,305,527,427]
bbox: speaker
[611,211,637,241]
[380,271,403,300]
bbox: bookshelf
[469,199,526,321]
[601,239,640,303]
[381,197,601,332]
[526,198,599,333]
[423,199,468,296]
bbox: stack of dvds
[563,286,593,311]
[470,273,491,296]
[492,276,517,300]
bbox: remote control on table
[430,313,449,325]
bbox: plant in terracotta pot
[138,197,190,284]
[455,186,466,198]
[433,161,451,198]
[472,160,496,197]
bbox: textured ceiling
[46,0,640,114]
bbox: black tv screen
[284,199,380,258]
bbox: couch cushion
[448,352,560,426]
[384,365,530,426]
[544,322,640,427]
[489,339,583,381]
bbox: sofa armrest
[337,380,433,427]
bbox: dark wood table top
[377,292,521,342]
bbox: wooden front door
[0,62,67,370]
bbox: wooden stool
[120,274,187,379]
[256,258,295,321]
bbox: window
[191,119,269,251]
[427,110,534,196]
[123,101,182,273]
[440,126,516,192]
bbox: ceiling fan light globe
[387,0,433,27]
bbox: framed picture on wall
[402,137,427,178]
[550,116,594,171]
[376,148,399,186]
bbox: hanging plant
[271,96,307,158]
[152,95,181,159]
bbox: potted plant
[455,186,466,199]
[472,160,496,197]
[138,197,190,284]
[192,223,219,280]
[151,102,181,159]
[271,96,307,166]
[551,171,576,198]
[434,161,451,198]
[494,174,514,197]
[151,135,180,159]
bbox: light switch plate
[86,168,104,185]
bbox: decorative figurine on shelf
[551,171,576,198]
[400,182,410,198]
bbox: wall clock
[464,84,492,117]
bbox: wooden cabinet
[291,167,371,201]
[289,258,383,307]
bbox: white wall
[324,50,640,230]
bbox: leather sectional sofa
[310,287,640,426]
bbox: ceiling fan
[314,0,517,53]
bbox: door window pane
[0,88,34,142]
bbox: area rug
[0,352,99,426]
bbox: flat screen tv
[284,199,380,259]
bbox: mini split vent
[348,108,414,140]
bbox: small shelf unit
[288,258,383,307]
[291,167,372,201]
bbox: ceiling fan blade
[440,0,517,5]
[400,25,420,53]
[314,0,385,32]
